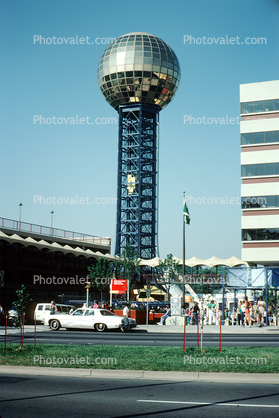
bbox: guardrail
[0,217,111,247]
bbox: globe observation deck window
[97,32,180,111]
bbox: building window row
[242,228,279,241]
[241,130,279,145]
[241,195,279,209]
[241,162,279,177]
[240,99,279,114]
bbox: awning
[134,286,167,296]
[139,255,248,268]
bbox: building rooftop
[0,217,111,253]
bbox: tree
[12,285,32,346]
[88,258,114,301]
[114,245,141,301]
[156,254,182,301]
[261,284,278,317]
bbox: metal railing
[0,217,111,247]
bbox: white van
[34,303,76,324]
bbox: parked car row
[113,300,169,310]
[32,299,167,331]
[140,301,169,311]
[62,299,169,311]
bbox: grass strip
[0,343,279,373]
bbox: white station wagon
[44,308,137,332]
[34,303,76,324]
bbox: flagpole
[182,191,185,306]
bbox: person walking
[244,297,256,327]
[193,302,199,325]
[207,300,216,325]
[240,300,246,326]
[121,302,130,332]
[49,301,57,329]
[257,296,266,326]
[236,305,242,325]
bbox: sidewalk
[141,324,279,334]
[0,325,46,335]
[0,365,278,383]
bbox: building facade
[240,80,279,265]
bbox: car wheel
[95,323,107,332]
[50,319,60,330]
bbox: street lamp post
[85,282,91,307]
[50,211,54,235]
[182,192,185,305]
[18,203,23,229]
[146,288,151,328]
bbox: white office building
[240,80,279,265]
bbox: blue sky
[1,0,279,260]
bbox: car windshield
[72,310,84,316]
[100,310,115,316]
[84,310,94,316]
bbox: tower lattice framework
[116,103,159,259]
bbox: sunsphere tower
[97,32,180,259]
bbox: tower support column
[115,103,159,259]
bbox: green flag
[183,199,190,225]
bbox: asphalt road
[1,328,279,347]
[1,374,279,418]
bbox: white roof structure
[139,255,248,268]
[0,231,109,260]
[139,256,163,267]
[0,231,248,267]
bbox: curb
[0,365,278,383]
